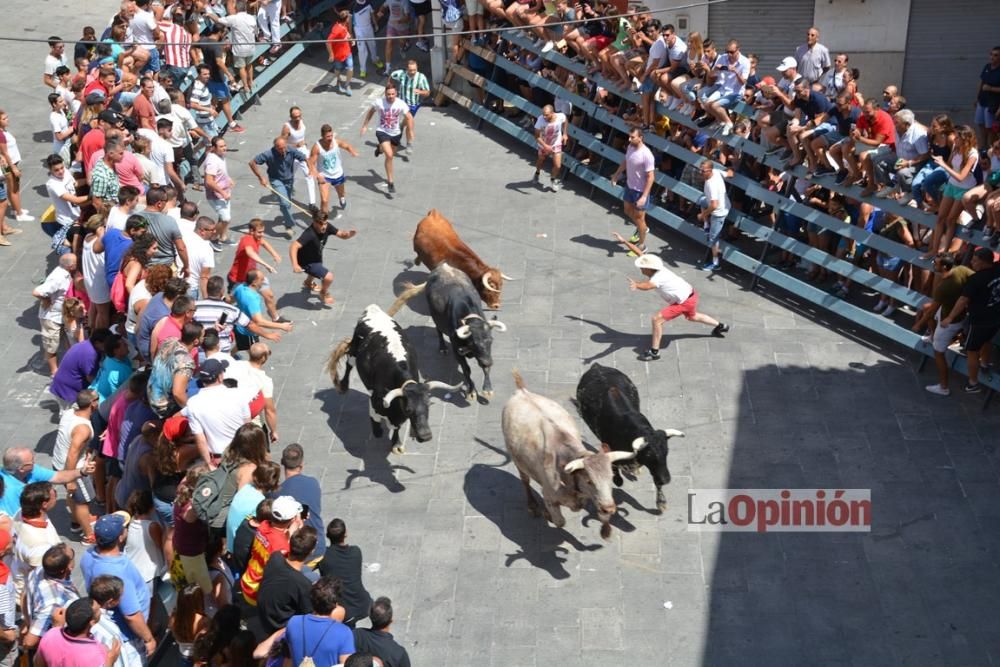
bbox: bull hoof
[391,445,406,455]
[480,390,494,401]
[465,390,478,401]
[600,523,612,540]
[656,500,667,513]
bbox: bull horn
[482,274,500,293]
[563,458,586,473]
[500,273,515,280]
[488,320,507,332]
[665,429,685,438]
[426,380,465,393]
[632,437,648,452]
[607,451,637,463]
[382,387,405,408]
[455,325,472,339]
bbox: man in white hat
[614,234,730,361]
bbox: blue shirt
[254,147,307,184]
[136,293,169,361]
[286,615,355,666]
[233,284,264,336]
[0,466,55,516]
[226,484,265,553]
[80,550,150,639]
[102,229,133,289]
[280,474,326,557]
[91,356,134,402]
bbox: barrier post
[430,7,447,86]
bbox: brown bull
[412,209,511,310]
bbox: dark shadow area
[463,439,603,580]
[701,361,1000,665]
[275,287,324,312]
[33,184,48,199]
[569,233,621,258]
[399,324,472,408]
[31,131,50,144]
[565,314,703,363]
[314,386,414,493]
[389,269,432,317]
[505,177,546,195]
[352,169,391,198]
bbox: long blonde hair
[687,32,704,62]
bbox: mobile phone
[218,312,229,325]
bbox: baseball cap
[755,75,776,88]
[98,110,122,125]
[271,496,303,522]
[776,56,797,72]
[94,511,131,547]
[197,358,229,385]
[85,90,107,106]
[634,254,665,272]
[162,414,191,443]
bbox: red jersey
[327,23,352,63]
[228,235,260,284]
[857,109,896,151]
[79,130,106,177]
[239,520,290,605]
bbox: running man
[360,83,413,194]
[611,128,655,256]
[280,106,317,209]
[308,124,360,216]
[290,209,358,306]
[533,104,568,192]
[248,137,309,231]
[614,233,730,361]
[390,60,431,120]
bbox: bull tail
[386,282,427,317]
[511,369,526,391]
[327,336,353,391]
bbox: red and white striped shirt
[159,21,192,69]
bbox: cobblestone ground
[2,8,1000,665]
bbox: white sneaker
[925,383,951,396]
[541,40,555,53]
[920,334,932,345]
[15,214,34,222]
[873,300,888,313]
[721,123,734,136]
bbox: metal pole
[429,8,447,87]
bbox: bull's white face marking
[362,305,407,363]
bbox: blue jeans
[912,164,947,204]
[271,179,296,227]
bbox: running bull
[574,363,684,512]
[327,304,461,452]
[503,370,637,540]
[412,208,512,310]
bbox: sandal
[321,293,335,305]
[302,279,319,292]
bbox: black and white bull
[391,262,507,401]
[574,363,684,512]
[327,304,461,452]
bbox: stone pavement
[2,7,1000,665]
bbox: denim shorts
[975,103,998,127]
[332,54,354,72]
[0,179,6,201]
[639,76,656,95]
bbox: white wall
[639,0,709,38]
[813,0,910,102]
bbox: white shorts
[208,197,232,222]
[932,309,964,353]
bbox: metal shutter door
[707,0,815,73]
[902,0,1000,116]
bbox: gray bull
[501,370,636,540]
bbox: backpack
[191,461,240,528]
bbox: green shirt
[390,69,429,107]
[934,265,974,320]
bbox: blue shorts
[975,103,997,127]
[324,174,346,186]
[0,179,6,201]
[639,76,656,95]
[706,214,726,246]
[141,47,162,73]
[623,187,650,210]
[332,55,354,72]
[304,262,330,279]
[206,80,231,100]
[408,103,420,116]
[877,254,903,273]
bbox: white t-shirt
[53,411,93,471]
[897,123,930,162]
[107,205,132,232]
[126,280,152,334]
[651,267,693,305]
[49,111,69,154]
[534,113,567,147]
[45,172,80,226]
[183,384,252,455]
[703,169,730,218]
[374,98,410,136]
[949,149,979,189]
[82,236,111,304]
[715,54,751,96]
[181,231,215,295]
[137,128,174,186]
[44,53,67,76]
[230,360,274,399]
[218,12,258,57]
[645,37,667,72]
[36,267,71,323]
[12,516,60,598]
[203,152,232,199]
[3,132,21,164]
[130,9,158,45]
[666,35,687,63]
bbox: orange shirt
[327,24,351,63]
[239,520,290,605]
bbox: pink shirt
[102,392,134,458]
[36,629,109,667]
[625,143,655,192]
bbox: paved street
[2,5,1000,665]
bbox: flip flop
[321,293,335,305]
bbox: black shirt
[353,628,411,667]
[295,224,341,267]
[962,264,1000,326]
[257,553,313,636]
[199,41,227,83]
[317,544,372,622]
[231,518,257,575]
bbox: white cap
[776,56,797,72]
[271,496,303,521]
[634,254,665,272]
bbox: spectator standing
[22,544,80,651]
[794,27,831,83]
[32,254,77,376]
[189,65,220,139]
[249,136,309,231]
[97,214,146,290]
[45,155,88,253]
[232,343,280,438]
[259,577,355,665]
[0,448,95,518]
[233,270,293,350]
[203,137,235,249]
[82,215,112,331]
[697,160,731,271]
[123,490,166,595]
[35,597,120,667]
[52,389,99,543]
[360,84,413,194]
[137,276,186,361]
[195,276,280,353]
[278,443,325,558]
[91,334,134,402]
[205,5,258,99]
[975,46,1000,150]
[50,328,111,413]
[317,519,371,625]
[158,9,192,88]
[11,483,61,597]
[0,529,13,667]
[170,583,211,666]
[919,253,974,398]
[0,110,33,223]
[185,358,253,467]
[226,461,281,553]
[198,23,246,133]
[90,135,125,211]
[147,322,203,418]
[941,247,1000,393]
[43,37,68,89]
[239,495,303,611]
[256,526,319,638]
[531,104,568,192]
[181,217,216,299]
[140,186,188,269]
[611,128,655,256]
[89,575,147,667]
[354,597,411,667]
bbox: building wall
[641,0,709,37]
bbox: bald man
[232,342,279,442]
[249,137,309,231]
[0,447,96,517]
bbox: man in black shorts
[360,83,414,193]
[941,247,1000,393]
[289,209,358,306]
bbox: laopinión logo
[687,489,871,532]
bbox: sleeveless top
[315,139,344,180]
[54,413,94,470]
[125,517,166,583]
[283,120,306,147]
